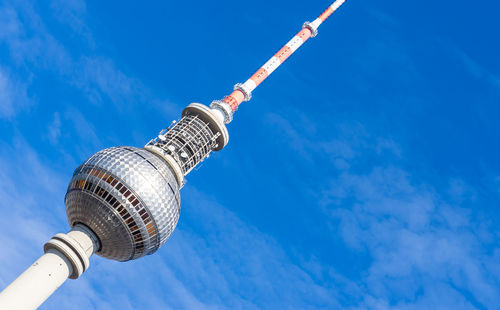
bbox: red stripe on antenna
[275,46,293,63]
[319,7,335,21]
[297,28,312,42]
[250,68,269,88]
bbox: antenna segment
[211,0,347,124]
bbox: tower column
[0,224,99,310]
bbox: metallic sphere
[65,147,181,261]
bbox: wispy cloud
[76,57,146,106]
[49,0,94,47]
[268,108,500,309]
[0,1,149,110]
[0,67,30,119]
[46,112,62,144]
[453,48,500,93]
[0,2,72,72]
[326,165,499,308]
[164,187,342,309]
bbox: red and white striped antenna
[211,0,347,123]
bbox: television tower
[0,1,347,309]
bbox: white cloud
[453,48,500,94]
[266,107,500,309]
[0,1,149,112]
[330,146,499,308]
[47,112,62,144]
[49,0,94,47]
[0,67,29,119]
[0,2,72,72]
[162,187,342,309]
[0,6,22,40]
[324,165,498,308]
[76,57,146,106]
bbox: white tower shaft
[0,250,74,309]
[0,225,99,309]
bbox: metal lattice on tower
[145,103,229,182]
[147,116,218,175]
[158,115,219,174]
[0,1,348,309]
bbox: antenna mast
[211,0,347,123]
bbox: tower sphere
[65,146,181,261]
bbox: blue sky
[0,0,499,309]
